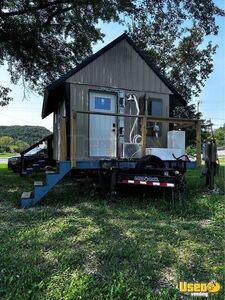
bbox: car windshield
[25,147,42,156]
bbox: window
[95,97,111,110]
[147,99,162,116]
[146,98,162,136]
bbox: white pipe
[129,95,140,143]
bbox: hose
[129,95,140,143]
[133,134,142,143]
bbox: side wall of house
[67,39,172,160]
[53,98,66,161]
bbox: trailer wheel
[135,155,165,171]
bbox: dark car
[8,147,48,173]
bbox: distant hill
[0,125,52,145]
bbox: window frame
[146,98,163,117]
[145,98,163,137]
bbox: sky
[0,4,224,131]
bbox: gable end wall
[67,39,172,160]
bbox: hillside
[0,126,52,145]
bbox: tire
[135,155,165,172]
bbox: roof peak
[42,32,185,118]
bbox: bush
[186,145,196,156]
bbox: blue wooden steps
[21,161,71,208]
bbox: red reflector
[120,180,174,188]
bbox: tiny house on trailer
[42,33,186,163]
[21,33,202,208]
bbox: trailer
[71,154,189,201]
[67,112,193,202]
[20,109,201,208]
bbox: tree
[128,1,224,104]
[213,127,225,147]
[12,139,29,153]
[0,0,224,106]
[127,1,224,141]
[0,136,14,153]
[0,135,29,153]
[0,125,52,145]
[0,0,136,104]
[0,86,13,106]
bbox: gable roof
[42,33,186,118]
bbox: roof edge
[42,32,186,118]
[45,33,128,93]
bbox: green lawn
[219,156,225,165]
[0,152,17,158]
[0,164,224,299]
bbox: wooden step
[34,181,44,186]
[44,165,54,171]
[21,171,28,176]
[21,191,32,199]
[45,171,56,174]
[26,167,34,171]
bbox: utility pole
[197,100,202,114]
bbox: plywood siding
[70,85,169,159]
[67,40,172,95]
[67,39,171,160]
[70,87,89,159]
[53,99,66,160]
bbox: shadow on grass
[1,198,224,299]
[0,203,173,299]
[0,166,224,299]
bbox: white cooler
[167,130,185,149]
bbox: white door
[89,92,117,157]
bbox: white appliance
[146,148,185,161]
[167,130,185,149]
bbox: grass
[0,153,17,158]
[219,156,225,165]
[0,164,224,299]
